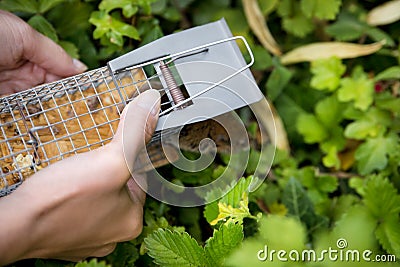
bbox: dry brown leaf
[281,41,384,65]
[242,0,282,56]
[367,0,400,26]
[250,99,289,151]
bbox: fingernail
[73,59,88,72]
[137,89,161,116]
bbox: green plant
[2,0,400,266]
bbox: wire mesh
[0,66,173,196]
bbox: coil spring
[159,61,186,108]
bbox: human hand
[0,10,87,94]
[0,89,161,264]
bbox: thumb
[112,89,161,173]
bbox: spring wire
[159,61,186,109]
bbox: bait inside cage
[0,65,176,196]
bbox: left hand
[0,10,87,94]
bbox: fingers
[126,173,147,205]
[22,23,87,77]
[112,89,161,175]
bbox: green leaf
[301,0,341,20]
[99,0,139,17]
[276,0,292,17]
[252,45,273,71]
[205,177,259,225]
[89,11,139,46]
[374,66,400,81]
[104,242,139,267]
[310,57,346,91]
[38,0,66,13]
[265,65,292,101]
[27,15,58,42]
[355,135,397,175]
[363,175,400,219]
[282,177,328,232]
[0,0,38,13]
[375,92,400,115]
[162,7,181,22]
[204,223,244,266]
[296,113,328,143]
[375,216,400,257]
[205,177,254,208]
[320,126,346,169]
[258,0,279,16]
[337,66,374,111]
[282,11,314,38]
[145,229,205,267]
[325,11,395,46]
[47,1,93,38]
[259,215,306,251]
[325,12,365,41]
[315,95,344,127]
[344,107,391,140]
[58,41,79,59]
[75,259,110,267]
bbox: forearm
[0,191,37,265]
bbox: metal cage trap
[0,19,264,197]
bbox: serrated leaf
[355,135,397,175]
[210,194,254,225]
[367,0,400,26]
[28,15,58,42]
[204,223,244,266]
[0,0,38,13]
[281,41,384,65]
[363,175,400,219]
[145,229,205,267]
[344,108,391,140]
[337,66,374,111]
[375,217,400,257]
[310,57,346,91]
[301,0,341,20]
[296,113,328,143]
[242,0,282,56]
[282,177,328,232]
[38,0,66,13]
[204,202,219,224]
[374,66,400,81]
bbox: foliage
[2,0,400,266]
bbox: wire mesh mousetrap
[0,19,264,197]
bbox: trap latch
[107,18,264,131]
